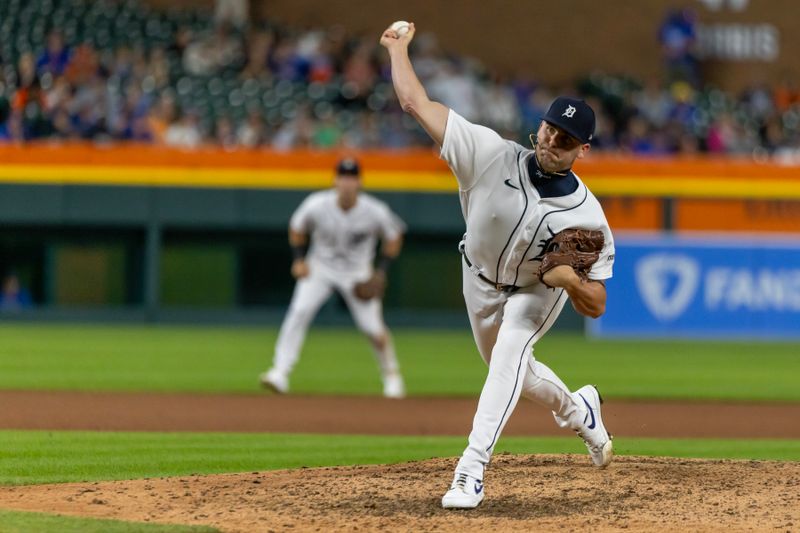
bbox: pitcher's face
[534,121,588,172]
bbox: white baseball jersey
[440,109,615,288]
[290,190,406,277]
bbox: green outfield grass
[1,323,799,401]
[0,509,218,533]
[2,430,799,486]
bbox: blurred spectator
[215,0,249,30]
[271,36,307,82]
[677,132,700,155]
[774,79,800,112]
[272,107,314,150]
[741,83,775,122]
[12,53,40,112]
[1,110,24,142]
[774,136,800,165]
[706,113,755,154]
[169,27,194,58]
[147,48,172,92]
[12,52,50,141]
[623,116,661,155]
[130,115,155,142]
[213,115,237,148]
[480,77,520,133]
[341,42,378,108]
[241,30,273,80]
[759,115,786,154]
[659,8,700,87]
[407,32,444,81]
[584,96,614,150]
[312,114,342,148]
[64,43,99,86]
[237,110,268,147]
[0,111,12,141]
[428,62,480,122]
[634,78,673,129]
[378,113,413,149]
[71,74,107,139]
[165,109,202,148]
[666,81,697,128]
[183,22,243,76]
[36,30,71,77]
[147,93,178,143]
[341,112,381,148]
[519,86,554,133]
[0,273,33,311]
[308,35,335,84]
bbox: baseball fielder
[260,158,407,399]
[380,23,615,508]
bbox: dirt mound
[0,454,797,532]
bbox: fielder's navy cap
[542,97,595,144]
[335,158,361,176]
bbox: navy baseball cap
[542,97,595,144]
[335,158,361,177]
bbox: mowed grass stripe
[1,430,799,486]
[0,324,799,401]
[0,509,218,533]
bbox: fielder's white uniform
[271,189,406,380]
[441,110,615,480]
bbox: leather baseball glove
[353,272,387,300]
[537,228,605,287]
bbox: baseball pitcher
[381,23,615,508]
[260,158,407,399]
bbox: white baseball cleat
[441,472,484,509]
[574,384,613,468]
[382,373,406,399]
[259,368,289,394]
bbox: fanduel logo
[635,254,700,321]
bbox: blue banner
[591,234,800,339]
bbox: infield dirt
[0,454,797,532]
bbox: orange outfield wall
[675,199,800,233]
[0,143,447,170]
[599,197,664,231]
[1,143,799,232]
[1,142,800,175]
[0,142,798,176]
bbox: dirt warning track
[1,390,799,438]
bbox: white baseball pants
[455,258,588,480]
[272,265,399,377]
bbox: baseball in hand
[390,20,410,37]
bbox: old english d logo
[635,254,700,322]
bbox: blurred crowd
[1,0,800,161]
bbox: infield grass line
[1,430,799,486]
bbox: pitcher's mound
[0,454,797,532]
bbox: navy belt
[462,253,521,294]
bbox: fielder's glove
[353,272,387,300]
[537,228,605,288]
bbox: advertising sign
[591,234,800,339]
